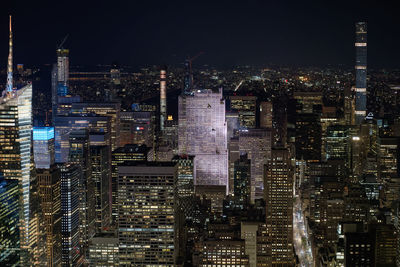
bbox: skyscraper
[33,127,55,169]
[0,83,41,264]
[6,15,13,96]
[37,166,62,266]
[178,88,228,191]
[117,162,177,265]
[60,163,82,266]
[355,22,367,124]
[260,147,294,265]
[160,66,167,131]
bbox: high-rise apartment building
[160,66,167,131]
[33,127,55,169]
[117,162,177,265]
[355,22,367,124]
[178,89,228,192]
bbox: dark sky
[1,0,399,69]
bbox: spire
[6,15,13,96]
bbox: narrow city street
[293,195,313,267]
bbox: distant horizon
[1,0,400,69]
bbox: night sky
[1,0,399,69]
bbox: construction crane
[184,51,204,92]
[57,34,69,50]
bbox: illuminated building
[71,102,121,151]
[259,101,272,128]
[88,233,119,266]
[33,127,55,169]
[178,89,228,191]
[172,155,195,200]
[54,115,111,163]
[111,144,149,224]
[293,91,322,114]
[355,22,367,124]
[6,15,13,95]
[37,166,61,266]
[120,111,153,147]
[325,125,349,161]
[233,154,251,206]
[295,113,321,161]
[117,162,177,266]
[0,175,19,265]
[260,147,294,265]
[60,163,82,266]
[90,144,111,232]
[239,128,271,202]
[228,95,257,129]
[0,83,41,265]
[68,130,96,254]
[160,66,167,131]
[193,240,249,266]
[226,111,239,139]
[241,222,258,267]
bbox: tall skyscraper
[56,48,69,96]
[0,83,41,264]
[239,128,271,202]
[60,163,82,266]
[6,15,13,95]
[0,174,19,265]
[260,147,294,265]
[68,130,96,254]
[37,166,62,266]
[117,162,177,265]
[111,144,150,225]
[355,22,367,124]
[160,66,167,131]
[33,127,55,169]
[178,88,228,192]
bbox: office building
[68,130,96,252]
[90,144,111,232]
[37,166,62,266]
[259,101,273,128]
[193,240,249,266]
[261,147,294,265]
[239,128,271,202]
[233,154,251,206]
[70,102,121,151]
[0,83,41,265]
[117,162,177,265]
[355,22,367,124]
[111,144,150,224]
[88,233,119,266]
[178,89,228,192]
[33,127,55,169]
[60,163,82,266]
[228,95,257,129]
[54,115,111,163]
[0,175,19,265]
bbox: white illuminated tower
[355,22,367,124]
[6,15,13,96]
[178,88,228,192]
[160,66,167,131]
